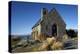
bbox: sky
[10,1,78,35]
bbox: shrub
[51,41,63,50]
[38,41,49,51]
[66,29,77,38]
[46,37,56,45]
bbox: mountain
[11,34,32,40]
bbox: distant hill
[11,34,32,40]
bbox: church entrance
[52,24,57,36]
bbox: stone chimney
[41,8,48,20]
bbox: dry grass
[11,34,77,52]
[38,41,49,51]
[38,37,63,51]
[46,37,56,45]
[51,41,63,50]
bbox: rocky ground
[11,36,78,53]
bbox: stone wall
[32,8,66,41]
[32,24,41,40]
[40,8,66,41]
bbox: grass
[11,35,78,52]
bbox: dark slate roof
[32,18,41,29]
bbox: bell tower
[41,8,48,20]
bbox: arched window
[52,24,57,36]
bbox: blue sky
[11,1,78,35]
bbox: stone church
[32,8,66,41]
